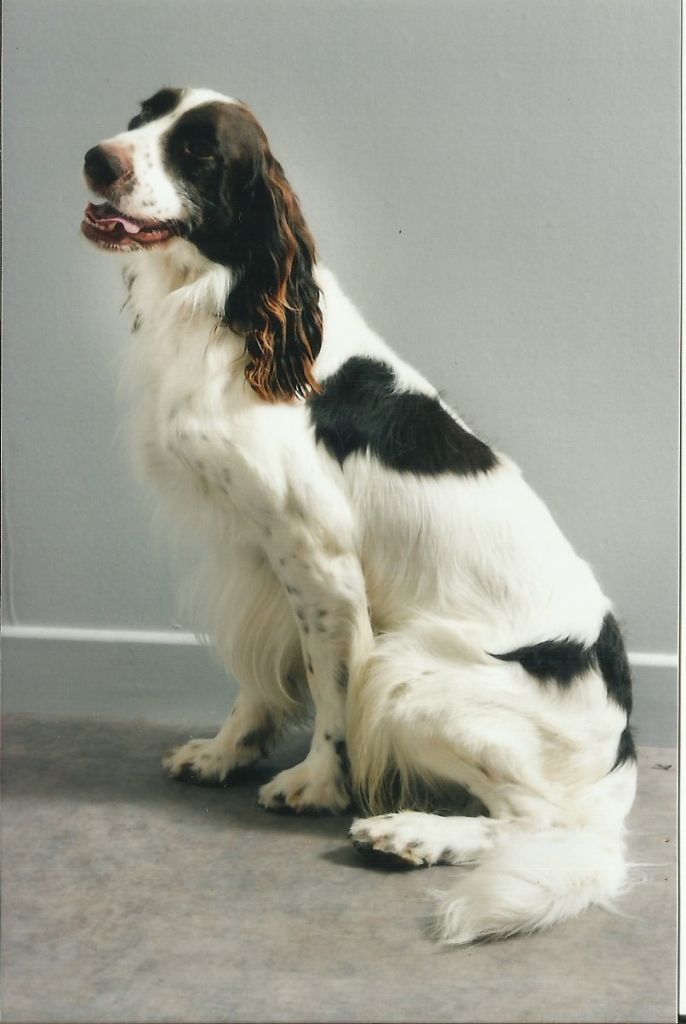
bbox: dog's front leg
[163,689,280,784]
[257,513,373,815]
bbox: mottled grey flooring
[1,715,677,1023]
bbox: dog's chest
[123,262,323,539]
[127,288,248,493]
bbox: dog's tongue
[87,202,142,234]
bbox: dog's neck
[130,241,235,323]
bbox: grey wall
[2,1,679,730]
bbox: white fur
[94,89,636,944]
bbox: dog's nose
[84,145,126,190]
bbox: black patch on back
[492,613,634,751]
[309,357,498,477]
[128,88,184,130]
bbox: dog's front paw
[163,737,244,785]
[258,757,351,815]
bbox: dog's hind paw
[350,811,493,868]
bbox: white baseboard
[1,624,677,745]
[0,623,678,668]
[1,625,206,646]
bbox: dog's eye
[182,138,215,160]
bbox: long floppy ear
[224,149,323,402]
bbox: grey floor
[1,715,677,1024]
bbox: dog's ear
[225,149,323,402]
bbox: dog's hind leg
[347,631,636,943]
[350,810,497,867]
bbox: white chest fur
[120,254,324,544]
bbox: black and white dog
[82,87,636,944]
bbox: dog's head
[82,87,322,401]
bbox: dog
[82,87,637,944]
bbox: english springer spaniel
[82,87,636,944]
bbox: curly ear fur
[224,149,323,402]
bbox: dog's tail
[430,819,631,945]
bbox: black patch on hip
[612,726,637,770]
[492,614,635,770]
[492,612,633,720]
[492,635,595,687]
[593,613,633,716]
[308,357,497,477]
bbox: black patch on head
[128,88,184,130]
[161,99,323,401]
[309,357,497,477]
[492,613,633,717]
[162,102,263,262]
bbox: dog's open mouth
[81,202,178,249]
